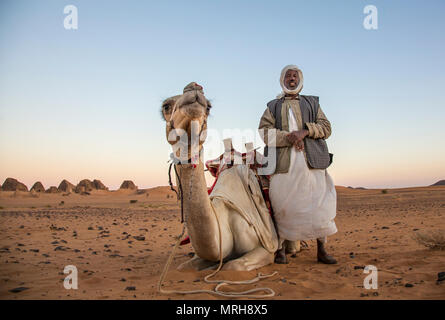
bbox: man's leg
[318,236,327,244]
[317,236,337,264]
[274,238,288,264]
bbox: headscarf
[278,64,304,98]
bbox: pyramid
[46,186,59,193]
[30,181,45,192]
[93,179,108,190]
[120,180,137,190]
[58,179,75,193]
[75,179,94,193]
[2,178,28,192]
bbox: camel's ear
[160,105,167,121]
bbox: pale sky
[1,0,444,190]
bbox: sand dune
[0,185,444,300]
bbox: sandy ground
[0,186,444,300]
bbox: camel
[160,82,279,271]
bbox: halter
[167,90,207,167]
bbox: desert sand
[0,185,444,300]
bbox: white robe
[269,107,337,241]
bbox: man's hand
[286,129,309,145]
[294,140,304,151]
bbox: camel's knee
[177,258,197,271]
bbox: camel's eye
[206,102,212,112]
[163,104,170,111]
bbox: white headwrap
[278,64,304,98]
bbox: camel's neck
[176,161,220,261]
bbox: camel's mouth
[178,101,207,119]
[175,89,208,119]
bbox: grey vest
[265,95,333,170]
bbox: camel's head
[161,82,212,162]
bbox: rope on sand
[157,203,278,298]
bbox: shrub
[381,189,388,194]
[130,199,138,204]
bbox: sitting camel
[161,82,279,271]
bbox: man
[258,65,338,264]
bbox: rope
[168,162,179,200]
[174,164,184,223]
[158,163,278,298]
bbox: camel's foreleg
[221,247,274,271]
[177,254,219,271]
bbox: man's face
[284,69,299,90]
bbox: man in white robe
[258,65,338,264]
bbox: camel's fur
[161,83,278,271]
